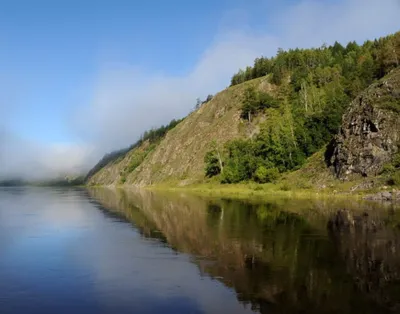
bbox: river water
[0,187,400,313]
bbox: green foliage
[195,95,214,109]
[211,32,400,185]
[126,143,157,174]
[254,166,279,183]
[380,97,400,113]
[218,111,303,183]
[241,87,279,121]
[279,182,292,191]
[221,140,258,183]
[140,118,183,143]
[380,152,400,178]
[393,153,400,168]
[258,92,279,108]
[389,171,400,186]
[230,32,400,88]
[204,150,221,177]
[381,163,396,175]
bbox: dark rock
[327,69,400,180]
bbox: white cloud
[78,0,400,156]
[276,0,400,49]
[77,30,278,152]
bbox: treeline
[33,176,86,187]
[195,94,213,109]
[140,118,183,143]
[0,179,25,186]
[86,118,184,181]
[231,32,400,88]
[206,32,400,183]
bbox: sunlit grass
[147,181,366,202]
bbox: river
[0,186,399,313]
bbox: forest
[205,32,400,183]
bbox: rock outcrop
[328,69,400,179]
[364,190,400,202]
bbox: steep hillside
[87,31,400,189]
[284,68,400,190]
[87,77,275,186]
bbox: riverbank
[88,173,399,202]
[144,176,400,202]
[146,182,363,201]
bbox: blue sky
[0,0,269,143]
[0,0,399,178]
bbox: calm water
[1,187,400,313]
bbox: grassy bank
[146,181,369,201]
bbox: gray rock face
[328,69,400,179]
[364,190,400,201]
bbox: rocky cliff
[328,68,400,179]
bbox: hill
[87,77,275,186]
[86,31,400,190]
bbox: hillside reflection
[88,188,400,313]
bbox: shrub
[204,150,221,177]
[241,87,279,121]
[389,171,400,186]
[252,185,263,191]
[381,163,396,175]
[254,166,280,183]
[258,92,279,109]
[221,167,242,184]
[120,175,127,184]
[393,152,400,168]
[280,182,292,191]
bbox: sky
[0,0,399,180]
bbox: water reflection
[0,187,256,314]
[329,209,400,311]
[89,188,400,314]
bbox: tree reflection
[88,187,399,313]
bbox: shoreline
[144,182,367,201]
[12,180,398,203]
[145,182,399,203]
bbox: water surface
[1,187,399,313]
